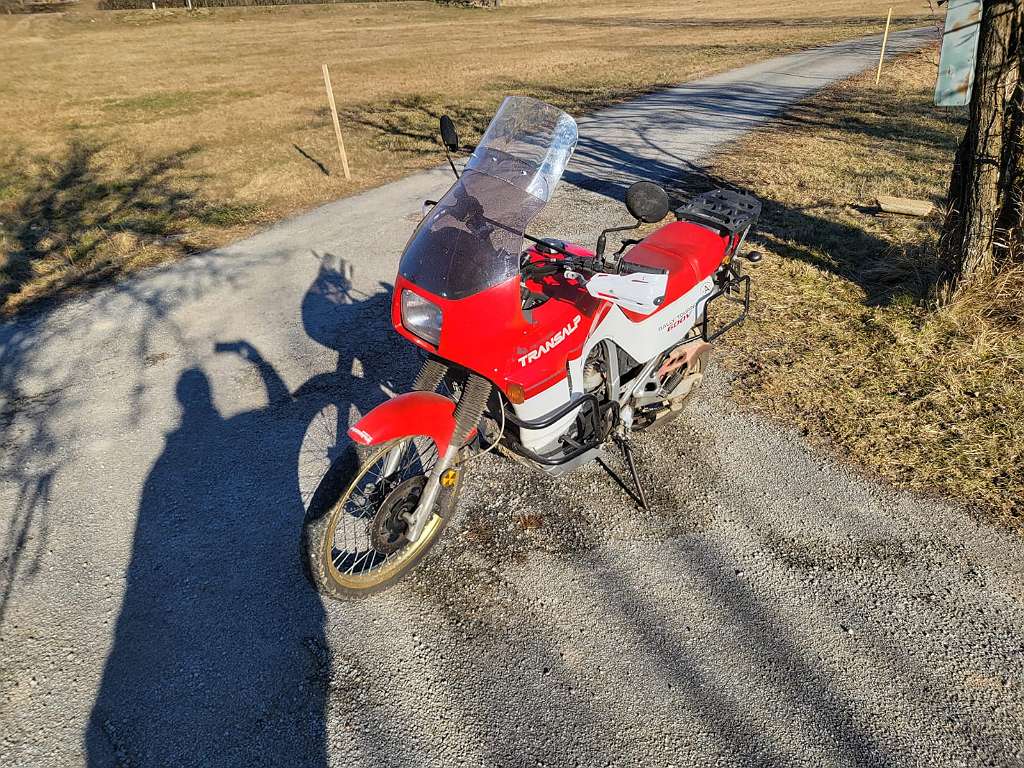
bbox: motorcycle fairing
[393,240,608,401]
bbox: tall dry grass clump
[712,49,1023,528]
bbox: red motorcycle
[302,96,760,598]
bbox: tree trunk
[943,0,1023,295]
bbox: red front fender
[348,392,458,456]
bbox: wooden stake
[876,7,893,85]
[321,64,351,181]
[875,195,935,217]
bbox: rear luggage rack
[675,189,762,237]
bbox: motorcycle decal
[349,425,373,444]
[518,315,582,367]
[658,309,693,334]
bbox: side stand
[612,435,649,511]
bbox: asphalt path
[4,27,1022,768]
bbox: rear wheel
[301,436,459,599]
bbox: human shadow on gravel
[84,359,331,768]
[86,255,414,767]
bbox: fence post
[321,64,351,181]
[876,7,893,85]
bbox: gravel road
[3,28,1023,768]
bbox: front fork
[385,361,491,542]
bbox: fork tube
[406,374,491,542]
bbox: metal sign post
[935,0,984,106]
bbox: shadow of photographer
[85,253,414,766]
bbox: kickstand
[612,435,649,511]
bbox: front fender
[348,392,458,456]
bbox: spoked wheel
[301,436,460,599]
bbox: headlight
[401,289,442,346]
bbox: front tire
[301,437,459,599]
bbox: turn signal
[440,469,458,488]
[507,382,526,404]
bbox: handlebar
[522,252,604,279]
[523,249,667,281]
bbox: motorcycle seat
[618,222,728,319]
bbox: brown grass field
[707,48,1023,530]
[0,0,937,313]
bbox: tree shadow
[0,138,255,314]
[83,254,414,766]
[328,96,492,157]
[585,543,900,765]
[0,311,61,627]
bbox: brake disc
[369,476,426,555]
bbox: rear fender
[348,392,458,456]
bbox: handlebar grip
[619,261,668,276]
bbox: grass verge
[0,0,936,313]
[706,48,1023,529]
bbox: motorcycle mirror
[439,115,460,153]
[625,181,670,224]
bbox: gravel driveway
[3,28,1022,768]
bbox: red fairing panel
[392,242,607,401]
[348,392,458,456]
[618,222,729,322]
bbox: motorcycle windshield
[399,96,578,300]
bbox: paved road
[4,28,1023,768]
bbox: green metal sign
[935,0,983,107]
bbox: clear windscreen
[399,96,578,300]
[466,96,578,203]
[398,171,545,300]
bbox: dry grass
[708,48,1023,529]
[0,0,936,313]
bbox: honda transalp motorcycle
[302,96,761,598]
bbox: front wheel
[301,436,459,599]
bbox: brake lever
[613,238,642,257]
